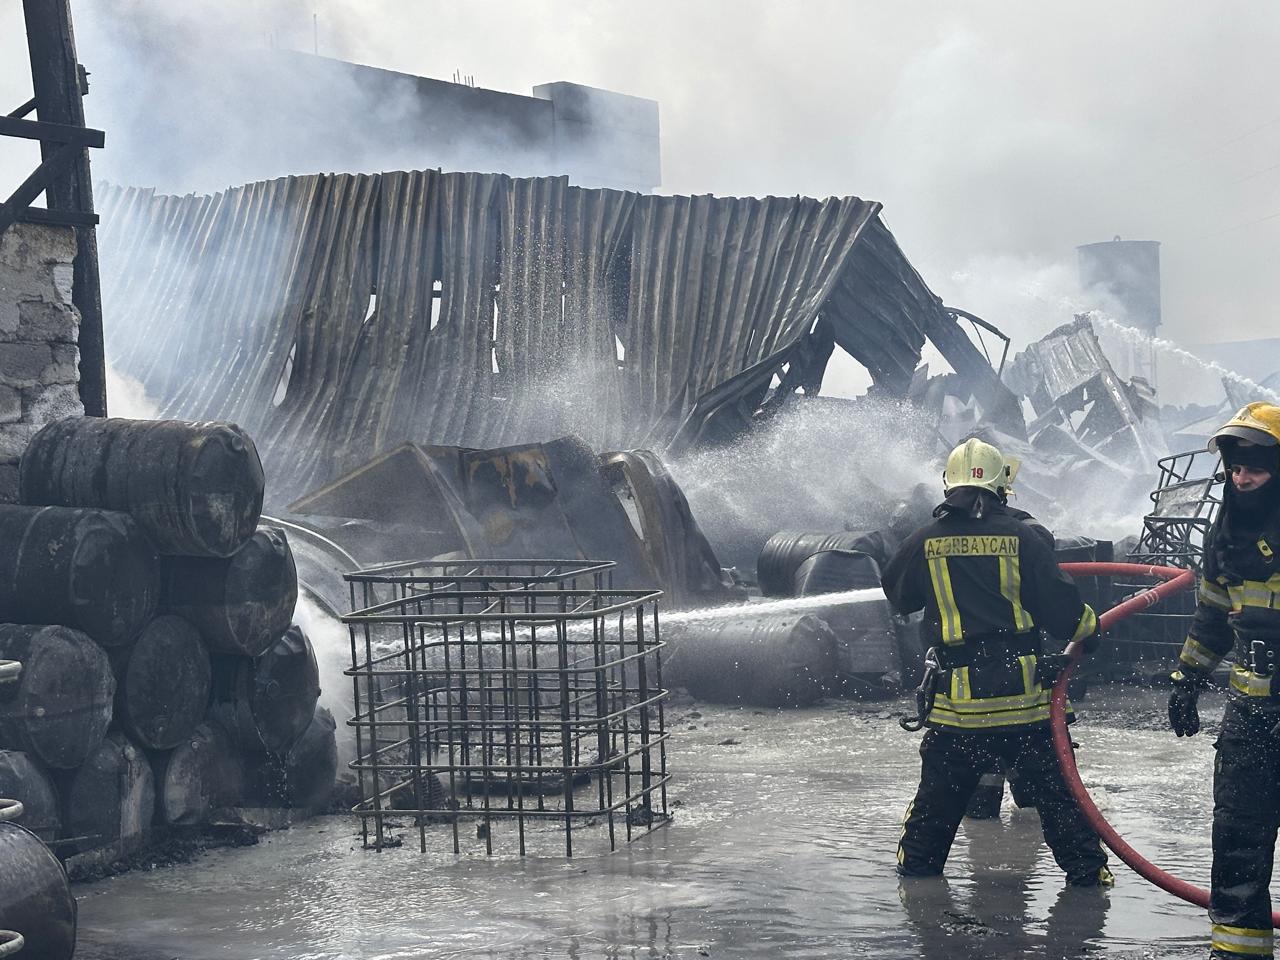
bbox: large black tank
[757,531,876,597]
[663,613,837,707]
[209,625,321,754]
[0,505,159,648]
[111,615,211,751]
[0,625,115,769]
[794,550,899,682]
[0,821,76,960]
[163,527,298,657]
[19,417,264,557]
[0,750,60,843]
[153,722,246,826]
[58,732,155,857]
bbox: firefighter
[1166,401,1280,959]
[883,437,1111,886]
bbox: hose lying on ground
[1051,562,1280,928]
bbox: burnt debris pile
[0,416,333,878]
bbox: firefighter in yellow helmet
[882,437,1110,886]
[1165,401,1280,959]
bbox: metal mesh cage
[344,560,669,856]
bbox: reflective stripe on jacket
[882,502,1097,730]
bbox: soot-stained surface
[75,686,1225,959]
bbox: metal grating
[343,560,669,856]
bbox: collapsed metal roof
[97,171,1012,495]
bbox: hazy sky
[4,2,1278,354]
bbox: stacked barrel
[0,417,333,877]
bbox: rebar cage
[344,560,670,856]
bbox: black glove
[1035,653,1072,688]
[1168,671,1207,737]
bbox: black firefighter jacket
[881,499,1098,730]
[1176,496,1280,705]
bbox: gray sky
[4,1,1278,354]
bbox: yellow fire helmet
[943,438,1013,497]
[1209,401,1280,453]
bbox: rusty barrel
[153,722,246,826]
[0,505,159,648]
[210,625,320,754]
[0,821,76,960]
[0,625,114,770]
[663,613,837,707]
[247,705,338,812]
[58,732,155,857]
[19,417,264,557]
[163,527,298,656]
[757,531,876,597]
[111,615,211,751]
[0,750,60,843]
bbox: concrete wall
[0,223,84,501]
[96,51,661,196]
[533,82,661,192]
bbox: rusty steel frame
[343,560,670,857]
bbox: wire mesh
[343,560,670,856]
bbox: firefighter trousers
[897,726,1108,884]
[1210,699,1280,958]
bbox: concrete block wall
[0,222,84,501]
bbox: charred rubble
[84,172,1221,708]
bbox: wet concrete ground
[75,686,1232,959]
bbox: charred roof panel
[97,172,988,497]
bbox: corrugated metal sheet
[96,172,976,497]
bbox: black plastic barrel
[59,732,155,857]
[153,722,246,826]
[246,705,338,812]
[663,613,837,707]
[111,615,211,751]
[794,551,898,680]
[757,531,876,597]
[0,821,76,960]
[0,750,60,843]
[19,417,265,557]
[1054,536,1114,615]
[209,625,321,754]
[0,505,159,648]
[163,527,298,656]
[0,625,114,770]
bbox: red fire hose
[1053,562,1280,927]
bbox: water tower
[1077,238,1161,389]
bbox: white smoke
[292,591,355,763]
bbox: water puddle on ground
[75,687,1223,959]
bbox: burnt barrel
[0,750,60,843]
[0,822,76,960]
[153,722,246,826]
[111,615,211,751]
[19,417,265,557]
[757,531,877,597]
[163,527,298,657]
[794,550,899,680]
[209,625,321,755]
[0,625,114,769]
[59,732,155,857]
[663,613,837,707]
[246,705,338,812]
[0,505,159,648]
